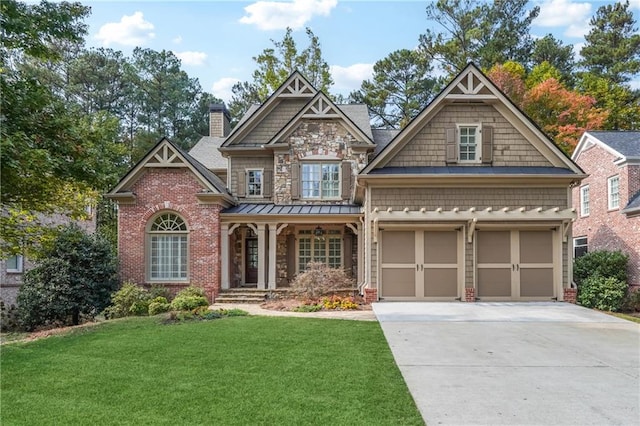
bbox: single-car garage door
[476,230,555,300]
[380,229,462,299]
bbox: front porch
[220,203,364,291]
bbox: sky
[80,0,640,103]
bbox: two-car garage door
[379,228,556,300]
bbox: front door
[245,238,258,284]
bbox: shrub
[175,286,207,298]
[103,282,151,319]
[170,296,209,311]
[217,308,249,317]
[623,289,640,312]
[290,262,355,299]
[148,297,171,316]
[17,225,118,329]
[293,304,323,312]
[577,275,627,312]
[574,250,628,286]
[0,299,21,332]
[148,285,172,301]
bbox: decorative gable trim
[221,71,317,147]
[107,138,234,205]
[361,63,583,176]
[268,92,374,145]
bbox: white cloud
[330,63,374,95]
[629,79,640,90]
[212,77,241,103]
[572,42,585,62]
[174,51,208,66]
[95,11,155,47]
[535,0,591,29]
[564,23,590,38]
[629,0,640,10]
[173,35,183,44]
[240,0,337,30]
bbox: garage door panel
[520,231,553,263]
[424,231,457,264]
[381,268,416,297]
[381,231,415,264]
[477,231,510,263]
[424,268,458,297]
[478,269,512,297]
[520,268,554,297]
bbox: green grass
[1,316,424,425]
[605,311,640,323]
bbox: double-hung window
[247,169,262,196]
[580,185,590,216]
[301,163,340,199]
[608,175,620,210]
[148,213,188,280]
[298,229,342,272]
[458,125,480,162]
[573,237,588,258]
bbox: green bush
[148,297,171,316]
[577,275,627,312]
[103,282,151,319]
[170,295,209,311]
[623,289,640,312]
[574,250,628,286]
[17,225,118,329]
[148,285,172,301]
[175,286,207,298]
[0,299,21,332]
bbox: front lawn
[1,316,424,425]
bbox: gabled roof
[361,63,584,176]
[221,71,317,147]
[573,131,640,163]
[106,138,233,204]
[189,136,227,170]
[268,92,374,145]
[622,191,640,216]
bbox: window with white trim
[148,213,188,280]
[247,169,262,196]
[298,229,342,271]
[580,185,590,216]
[608,175,620,210]
[6,255,23,273]
[573,237,588,258]
[457,124,480,162]
[301,163,340,199]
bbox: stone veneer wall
[118,168,223,300]
[274,120,369,204]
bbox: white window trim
[456,123,482,163]
[573,237,588,258]
[6,255,23,273]
[246,168,263,198]
[146,213,189,282]
[608,175,620,210]
[296,228,343,273]
[580,185,590,217]
[300,162,341,200]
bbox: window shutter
[445,127,457,163]
[482,126,493,164]
[291,164,300,200]
[343,232,353,277]
[341,161,352,200]
[263,170,272,198]
[287,234,296,281]
[237,170,245,197]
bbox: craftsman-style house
[107,64,586,302]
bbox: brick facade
[118,168,223,301]
[572,145,640,287]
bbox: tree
[228,27,333,123]
[350,49,441,128]
[487,62,526,105]
[526,61,563,89]
[531,34,575,85]
[418,0,539,76]
[577,73,640,130]
[17,224,118,329]
[580,0,640,84]
[523,78,608,155]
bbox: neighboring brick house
[572,131,640,288]
[107,64,586,302]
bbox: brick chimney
[209,103,231,137]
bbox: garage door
[476,230,555,300]
[380,230,461,299]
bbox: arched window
[148,213,188,280]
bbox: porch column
[268,223,277,290]
[256,223,266,290]
[221,223,230,290]
[356,221,363,286]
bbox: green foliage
[623,289,640,313]
[0,299,21,332]
[170,296,209,312]
[573,250,629,286]
[293,303,323,313]
[103,282,151,319]
[577,275,627,312]
[531,34,575,84]
[173,286,207,298]
[166,307,248,322]
[148,297,171,316]
[17,225,118,330]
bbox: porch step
[215,289,272,304]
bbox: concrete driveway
[373,302,640,426]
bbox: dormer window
[446,124,493,164]
[247,169,262,196]
[458,125,479,162]
[301,163,340,199]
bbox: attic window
[458,125,479,162]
